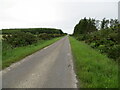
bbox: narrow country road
[2,36,77,88]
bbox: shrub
[38,33,53,40]
[38,33,63,40]
[107,45,120,60]
[3,32,37,47]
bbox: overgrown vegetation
[72,17,120,61]
[69,37,118,88]
[2,28,66,69]
[3,32,37,47]
[70,18,119,88]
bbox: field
[69,36,118,88]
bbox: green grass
[0,35,2,40]
[69,36,118,88]
[0,40,2,70]
[2,37,63,69]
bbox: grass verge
[69,36,118,88]
[2,37,63,69]
[0,40,1,70]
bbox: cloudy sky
[0,0,119,34]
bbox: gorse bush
[38,33,63,40]
[3,32,37,47]
[107,45,120,60]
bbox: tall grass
[2,37,62,69]
[69,36,118,88]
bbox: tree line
[73,17,119,35]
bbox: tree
[101,18,109,29]
[73,17,97,35]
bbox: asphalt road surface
[2,36,77,88]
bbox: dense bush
[38,33,63,40]
[107,45,120,60]
[3,32,37,47]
